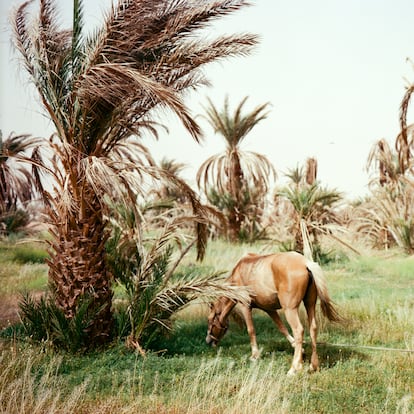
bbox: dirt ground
[0,291,44,329]
[0,294,21,329]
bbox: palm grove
[5,0,414,352]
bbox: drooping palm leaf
[0,131,40,216]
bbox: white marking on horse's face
[205,333,217,347]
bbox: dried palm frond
[372,182,414,253]
[367,138,402,187]
[0,131,41,218]
[398,85,414,174]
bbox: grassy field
[0,238,413,413]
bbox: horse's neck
[219,297,236,322]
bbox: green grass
[0,239,413,413]
[0,241,48,295]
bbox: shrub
[12,245,49,264]
[0,209,29,236]
[19,293,103,353]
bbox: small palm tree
[0,131,39,233]
[106,204,249,353]
[197,96,276,241]
[276,160,343,258]
[156,158,189,203]
[12,0,258,347]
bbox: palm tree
[360,68,414,254]
[276,160,343,257]
[0,131,39,233]
[106,203,249,352]
[12,0,257,347]
[367,138,403,187]
[364,135,414,253]
[156,157,189,203]
[197,96,276,241]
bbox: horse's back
[231,251,310,310]
[232,251,307,280]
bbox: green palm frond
[202,95,270,148]
[284,165,304,187]
[276,161,344,258]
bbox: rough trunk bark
[46,198,113,347]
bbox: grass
[0,238,413,413]
[0,240,48,295]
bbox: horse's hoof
[308,365,319,374]
[287,364,303,376]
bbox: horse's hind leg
[304,291,319,372]
[305,303,319,372]
[265,309,295,347]
[284,308,304,375]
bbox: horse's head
[206,299,229,347]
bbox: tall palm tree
[0,131,39,229]
[197,96,276,241]
[12,0,257,346]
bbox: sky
[2,0,414,199]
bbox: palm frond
[398,85,414,173]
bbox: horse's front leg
[265,309,295,347]
[238,304,260,360]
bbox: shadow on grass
[1,307,366,374]
[150,313,366,369]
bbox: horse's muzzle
[205,335,217,347]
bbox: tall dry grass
[0,349,87,414]
[1,344,412,414]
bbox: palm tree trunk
[47,194,113,346]
[228,208,241,242]
[227,152,244,242]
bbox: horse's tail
[306,260,344,323]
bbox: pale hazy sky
[2,0,414,198]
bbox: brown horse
[206,251,342,375]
